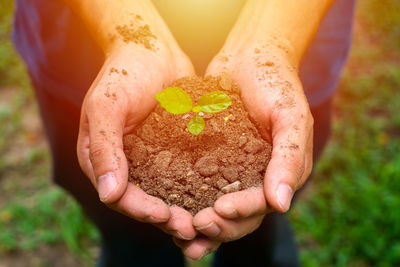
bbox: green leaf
[192,105,201,113]
[155,87,193,114]
[187,115,205,135]
[197,91,232,113]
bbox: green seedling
[155,87,232,135]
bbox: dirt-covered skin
[123,75,272,215]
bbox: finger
[85,91,129,204]
[264,107,313,213]
[109,183,170,223]
[174,53,196,79]
[173,237,221,260]
[214,187,272,219]
[205,57,229,77]
[193,207,265,242]
[153,206,197,240]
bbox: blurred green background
[0,0,399,266]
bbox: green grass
[289,1,400,266]
[0,0,400,266]
[0,0,29,88]
[0,188,99,254]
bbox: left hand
[175,43,314,260]
[76,43,198,243]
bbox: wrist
[220,22,301,69]
[104,44,170,86]
[245,37,300,69]
[216,38,299,77]
[65,0,179,55]
[219,0,333,68]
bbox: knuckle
[289,158,306,186]
[286,153,305,174]
[297,162,313,189]
[89,141,108,168]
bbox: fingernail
[276,184,293,212]
[175,231,193,241]
[195,222,221,238]
[97,172,117,201]
[221,203,238,218]
[147,216,168,223]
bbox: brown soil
[123,75,272,215]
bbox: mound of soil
[123,75,272,215]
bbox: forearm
[63,0,179,54]
[223,0,335,65]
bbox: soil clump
[123,75,272,215]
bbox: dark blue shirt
[12,0,356,108]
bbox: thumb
[84,95,128,204]
[263,109,311,213]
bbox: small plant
[155,87,232,135]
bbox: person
[12,0,356,266]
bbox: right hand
[76,41,198,241]
[175,42,314,259]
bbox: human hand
[76,41,198,241]
[174,43,314,259]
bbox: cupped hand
[76,43,198,241]
[176,43,314,259]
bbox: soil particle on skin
[104,91,117,101]
[290,144,299,149]
[116,15,156,50]
[218,55,229,62]
[124,75,272,215]
[257,61,275,67]
[109,67,119,74]
[275,81,296,109]
[265,61,275,67]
